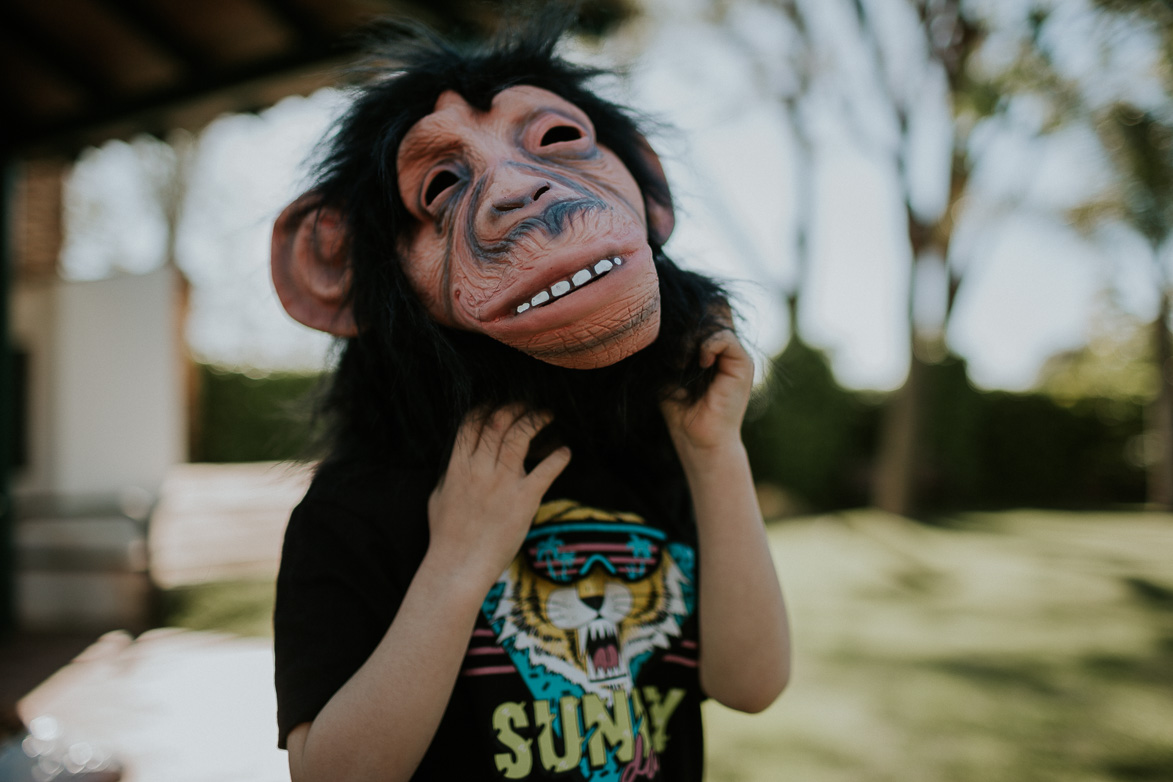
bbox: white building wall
[50,267,186,499]
[11,265,187,630]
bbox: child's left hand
[661,329,754,455]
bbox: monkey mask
[271,85,675,370]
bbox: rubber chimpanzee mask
[271,86,675,370]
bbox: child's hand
[661,329,754,457]
[426,406,570,587]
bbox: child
[270,16,790,782]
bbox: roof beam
[254,0,332,50]
[11,47,355,155]
[0,5,113,103]
[97,0,214,76]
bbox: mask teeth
[515,256,622,315]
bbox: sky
[55,0,1168,392]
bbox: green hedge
[742,339,872,510]
[189,364,325,463]
[743,343,1147,512]
[191,353,1147,509]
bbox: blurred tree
[727,0,819,337]
[137,131,202,456]
[1082,102,1173,504]
[1028,1,1173,504]
[670,0,820,343]
[844,0,988,515]
[1038,308,1158,405]
[698,0,1064,514]
[771,2,817,336]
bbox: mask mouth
[469,241,659,362]
[513,255,624,316]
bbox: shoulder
[302,458,432,509]
[291,459,432,528]
[279,458,436,579]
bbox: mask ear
[271,192,358,337]
[637,136,675,247]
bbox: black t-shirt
[274,451,705,781]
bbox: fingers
[524,445,572,497]
[500,409,553,461]
[698,328,747,370]
[484,407,551,470]
[659,327,755,451]
[450,409,485,461]
[449,405,554,473]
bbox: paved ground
[0,632,96,737]
[13,629,289,782]
[3,461,311,781]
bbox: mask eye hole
[540,125,583,146]
[423,170,459,206]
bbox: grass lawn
[158,578,276,638]
[704,510,1173,782]
[158,510,1173,781]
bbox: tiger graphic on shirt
[478,500,697,780]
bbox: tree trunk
[1148,291,1173,508]
[873,349,929,516]
[871,209,939,518]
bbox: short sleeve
[273,477,428,747]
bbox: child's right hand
[425,405,571,588]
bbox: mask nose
[492,179,552,214]
[483,163,555,226]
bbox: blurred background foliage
[184,0,1173,519]
[60,0,1157,521]
[188,364,323,463]
[743,339,1147,513]
[195,340,1149,513]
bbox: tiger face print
[486,500,693,703]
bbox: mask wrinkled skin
[396,86,662,369]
